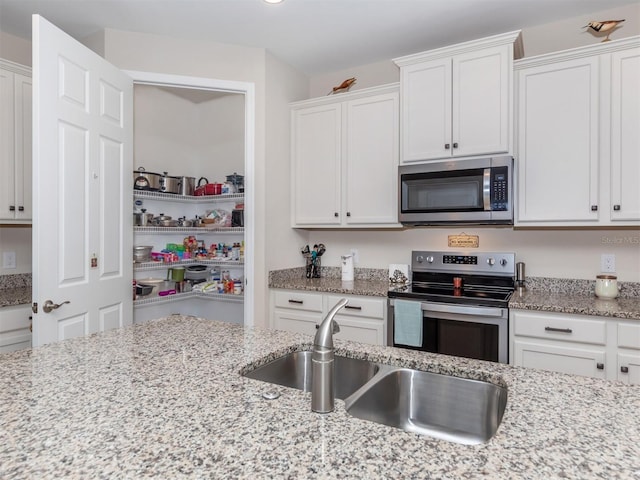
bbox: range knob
[416,255,424,263]
[500,258,508,267]
[487,258,495,266]
[426,256,434,263]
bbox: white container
[341,254,354,282]
[595,275,620,299]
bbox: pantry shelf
[134,190,244,204]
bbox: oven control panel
[413,251,515,276]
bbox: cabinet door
[516,57,600,224]
[334,315,385,346]
[273,309,322,336]
[617,352,640,385]
[0,68,16,220]
[291,103,342,226]
[610,48,640,223]
[14,73,32,221]
[400,59,451,162]
[345,92,399,225]
[0,304,32,353]
[513,339,607,379]
[453,46,510,158]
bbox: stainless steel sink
[243,351,380,400]
[344,366,507,445]
[243,351,507,444]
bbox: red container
[194,177,222,196]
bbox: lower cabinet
[510,309,640,384]
[271,289,386,346]
[0,304,32,353]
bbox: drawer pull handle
[545,326,573,334]
[597,363,604,370]
[288,299,304,304]
[621,366,629,373]
[344,305,362,310]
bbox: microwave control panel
[490,167,509,211]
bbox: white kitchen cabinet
[291,84,400,228]
[271,289,387,346]
[511,309,640,383]
[0,59,32,223]
[515,36,640,226]
[133,190,245,322]
[0,304,32,353]
[394,31,522,163]
[616,322,640,385]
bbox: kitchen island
[1,315,639,479]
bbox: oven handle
[390,298,505,318]
[483,168,491,211]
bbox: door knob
[42,300,71,313]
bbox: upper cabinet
[515,36,640,226]
[291,84,400,228]
[0,59,32,223]
[394,31,523,163]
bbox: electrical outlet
[2,251,16,269]
[350,249,359,264]
[601,254,616,273]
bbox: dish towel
[393,299,423,347]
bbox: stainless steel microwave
[399,156,513,226]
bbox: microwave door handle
[483,168,491,210]
[420,302,504,318]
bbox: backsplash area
[0,273,31,290]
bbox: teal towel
[394,299,423,347]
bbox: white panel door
[345,91,399,225]
[610,48,640,223]
[32,15,133,346]
[400,59,451,162]
[291,103,342,225]
[516,57,600,223]
[453,46,509,158]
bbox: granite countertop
[0,273,32,308]
[269,266,389,297]
[1,315,639,479]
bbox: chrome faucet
[312,297,348,413]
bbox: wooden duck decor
[328,77,356,95]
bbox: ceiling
[0,0,637,74]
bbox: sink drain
[261,390,281,400]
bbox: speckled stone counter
[0,273,31,307]
[509,277,640,321]
[269,266,389,297]
[1,315,639,479]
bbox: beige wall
[0,226,32,275]
[309,3,640,97]
[0,31,31,66]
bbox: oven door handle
[420,302,505,318]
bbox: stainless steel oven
[387,251,515,364]
[399,156,513,226]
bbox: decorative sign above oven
[448,234,479,248]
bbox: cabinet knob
[613,204,621,211]
[597,363,604,370]
[18,206,24,212]
[334,212,339,217]
[444,143,450,149]
[453,142,458,149]
[591,205,598,212]
[346,212,351,217]
[621,366,629,373]
[9,205,15,211]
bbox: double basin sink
[243,351,507,445]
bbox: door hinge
[32,302,38,314]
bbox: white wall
[309,3,640,97]
[133,85,244,181]
[0,226,32,275]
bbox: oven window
[437,319,499,362]
[402,172,484,212]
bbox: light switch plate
[2,251,17,269]
[601,254,615,273]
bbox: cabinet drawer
[273,291,323,312]
[512,311,606,345]
[617,322,640,350]
[0,305,31,333]
[513,339,606,379]
[326,295,384,319]
[0,329,31,352]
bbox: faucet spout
[311,298,348,413]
